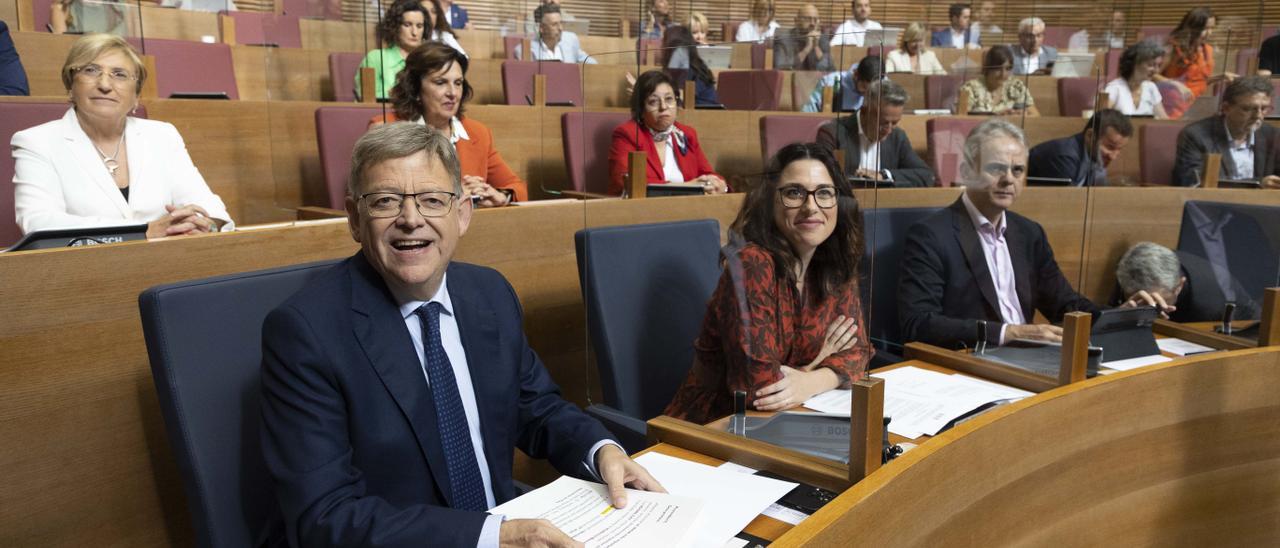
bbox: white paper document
[1100,354,1174,371]
[1156,337,1218,356]
[803,366,1033,439]
[715,462,810,525]
[490,475,703,548]
[634,452,797,547]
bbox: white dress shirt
[1104,79,1162,116]
[950,28,970,49]
[962,193,1026,344]
[830,18,882,46]
[430,29,468,58]
[395,275,619,547]
[1225,121,1256,180]
[735,20,779,43]
[519,31,596,64]
[855,110,882,175]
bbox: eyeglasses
[777,185,838,209]
[1228,104,1272,116]
[74,64,135,84]
[359,191,458,218]
[645,95,678,110]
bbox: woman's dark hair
[1119,40,1165,80]
[661,25,715,87]
[1168,7,1214,70]
[629,69,676,121]
[378,0,428,47]
[423,0,455,38]
[982,45,1014,74]
[730,143,863,302]
[391,42,474,122]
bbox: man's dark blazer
[1172,114,1280,187]
[1027,133,1102,186]
[260,252,612,547]
[1108,250,1261,322]
[898,198,1100,348]
[930,27,977,48]
[816,114,936,187]
[0,21,30,96]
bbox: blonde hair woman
[11,34,232,236]
[885,22,946,74]
[687,11,711,44]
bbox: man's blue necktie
[417,302,487,511]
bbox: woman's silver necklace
[94,134,125,176]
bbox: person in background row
[830,0,882,47]
[1114,242,1260,323]
[608,70,726,196]
[817,79,936,187]
[1105,40,1169,119]
[660,25,721,107]
[160,0,238,12]
[932,3,980,49]
[898,119,1101,349]
[801,54,883,113]
[0,21,29,96]
[371,43,527,207]
[515,3,595,64]
[1011,17,1057,76]
[259,121,663,547]
[50,0,131,35]
[665,143,871,424]
[12,34,232,236]
[1027,109,1133,187]
[1258,28,1280,76]
[885,22,947,75]
[774,4,833,71]
[957,46,1038,116]
[973,1,1002,39]
[357,0,463,101]
[736,0,779,43]
[640,0,673,39]
[1172,76,1280,188]
[422,0,467,56]
[437,0,471,30]
[1068,8,1126,52]
[687,11,712,45]
[1156,7,1234,119]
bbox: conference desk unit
[3,189,1280,545]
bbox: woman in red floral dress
[665,143,873,425]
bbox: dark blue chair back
[139,259,341,548]
[860,207,943,357]
[575,220,721,449]
[1176,201,1280,311]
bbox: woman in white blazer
[885,23,947,75]
[11,34,232,237]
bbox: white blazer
[11,108,233,234]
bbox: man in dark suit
[0,21,29,96]
[1172,75,1280,188]
[816,79,936,187]
[260,123,662,547]
[898,119,1102,349]
[1027,109,1132,186]
[1114,242,1260,323]
[931,4,979,49]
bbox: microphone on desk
[731,390,747,436]
[976,320,989,355]
[1221,302,1237,335]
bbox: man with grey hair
[1172,75,1280,188]
[1114,241,1260,322]
[898,118,1101,349]
[260,122,662,547]
[1011,17,1057,75]
[816,78,935,186]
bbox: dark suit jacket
[898,198,1100,348]
[260,253,612,547]
[1259,34,1280,74]
[1027,133,1104,186]
[1172,114,1280,187]
[1108,250,1261,322]
[0,21,30,96]
[930,28,977,48]
[816,114,936,187]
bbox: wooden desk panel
[299,18,375,53]
[138,6,220,42]
[11,31,78,96]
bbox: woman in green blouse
[356,0,428,101]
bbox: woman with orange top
[369,42,525,207]
[1155,7,1236,119]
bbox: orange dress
[664,243,872,425]
[370,114,529,202]
[1161,43,1214,120]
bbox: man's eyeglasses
[75,64,135,83]
[359,191,458,218]
[777,185,838,209]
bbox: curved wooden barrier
[773,347,1280,546]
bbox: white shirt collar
[1224,118,1255,146]
[394,272,454,320]
[961,191,1006,234]
[412,116,469,145]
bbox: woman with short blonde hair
[885,22,946,74]
[12,34,232,237]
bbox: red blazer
[370,114,528,202]
[607,119,718,196]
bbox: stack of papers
[1156,337,1218,356]
[1099,354,1173,371]
[803,366,1034,439]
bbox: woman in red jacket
[370,42,525,207]
[608,70,727,196]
